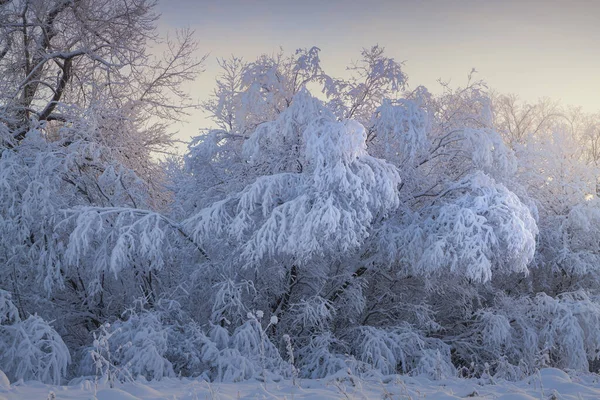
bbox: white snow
[1,368,600,400]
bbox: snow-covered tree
[170,52,549,379]
[0,0,204,189]
[0,0,204,384]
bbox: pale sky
[156,0,600,144]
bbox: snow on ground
[1,368,600,399]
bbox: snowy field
[2,368,600,400]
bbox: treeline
[1,0,600,384]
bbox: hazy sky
[156,0,600,143]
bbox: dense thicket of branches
[2,0,600,385]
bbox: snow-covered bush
[105,310,174,381]
[297,332,350,379]
[0,290,70,384]
[196,313,288,382]
[452,291,600,378]
[353,325,454,378]
[80,304,175,382]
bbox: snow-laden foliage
[453,291,600,378]
[81,309,174,382]
[369,98,430,165]
[183,90,400,269]
[379,172,537,282]
[516,127,597,217]
[353,325,454,378]
[203,47,326,137]
[541,201,600,277]
[0,290,70,385]
[0,122,178,343]
[168,69,547,381]
[3,34,600,385]
[0,290,19,325]
[163,49,600,381]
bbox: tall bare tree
[0,0,204,184]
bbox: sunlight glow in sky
[156,0,600,143]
